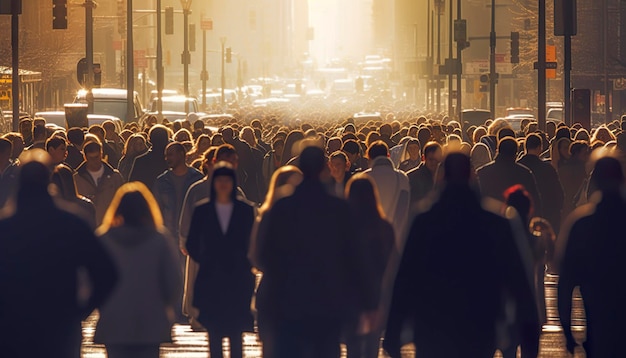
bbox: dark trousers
[262,318,342,358]
[208,329,243,358]
[106,344,160,358]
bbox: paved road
[80,273,587,358]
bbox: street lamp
[181,0,192,113]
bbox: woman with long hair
[343,174,396,358]
[94,182,182,358]
[117,134,148,181]
[186,163,256,358]
[248,165,303,358]
[186,134,212,165]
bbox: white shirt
[88,165,105,186]
[215,201,234,234]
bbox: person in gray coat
[94,182,182,358]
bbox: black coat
[255,179,377,323]
[0,193,118,358]
[128,146,168,189]
[477,156,543,214]
[518,154,564,232]
[384,184,538,357]
[186,199,256,332]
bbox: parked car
[35,110,123,131]
[74,88,144,123]
[461,109,492,128]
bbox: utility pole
[489,0,497,119]
[603,0,610,123]
[220,37,226,108]
[436,1,442,113]
[181,0,192,113]
[538,0,547,131]
[126,0,134,122]
[456,0,463,121]
[85,0,95,114]
[11,0,19,131]
[200,16,211,110]
[426,0,431,111]
[447,0,453,119]
[156,0,163,118]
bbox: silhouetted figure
[0,153,118,358]
[477,137,542,214]
[117,134,148,182]
[129,125,170,189]
[0,137,19,209]
[255,146,376,358]
[343,175,396,358]
[517,133,564,234]
[51,164,97,229]
[384,153,538,358]
[406,141,442,207]
[558,157,626,357]
[94,182,182,358]
[186,163,256,358]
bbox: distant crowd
[0,108,625,358]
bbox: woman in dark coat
[186,163,256,358]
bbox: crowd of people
[0,106,625,358]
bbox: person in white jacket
[95,182,182,358]
[363,140,411,253]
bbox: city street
[78,273,587,358]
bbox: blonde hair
[259,165,303,215]
[97,182,164,235]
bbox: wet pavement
[80,273,587,357]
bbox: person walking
[186,163,256,358]
[94,182,182,358]
[0,153,118,358]
[254,146,376,358]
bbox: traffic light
[165,6,174,35]
[52,0,68,30]
[226,47,232,63]
[479,74,489,92]
[117,0,126,37]
[189,23,196,52]
[510,31,520,64]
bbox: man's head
[299,145,326,180]
[497,137,518,160]
[67,127,85,148]
[328,151,350,182]
[326,137,342,155]
[592,156,624,193]
[2,133,24,160]
[444,152,472,185]
[148,124,170,148]
[33,124,47,142]
[367,140,389,161]
[165,142,187,170]
[422,141,443,173]
[342,139,361,165]
[19,118,32,138]
[569,140,590,162]
[46,136,68,165]
[83,141,103,172]
[88,124,106,143]
[524,133,543,155]
[214,143,239,168]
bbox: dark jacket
[74,161,124,226]
[558,192,626,357]
[558,157,587,217]
[128,146,169,190]
[406,163,434,205]
[0,191,118,358]
[0,160,19,209]
[384,184,538,357]
[255,179,377,322]
[477,156,543,214]
[65,144,84,170]
[153,167,204,238]
[186,199,256,332]
[518,154,564,232]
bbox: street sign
[546,45,557,78]
[201,18,213,31]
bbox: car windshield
[93,101,127,121]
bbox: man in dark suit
[477,137,542,213]
[0,153,118,358]
[385,153,539,358]
[254,145,376,358]
[129,124,169,189]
